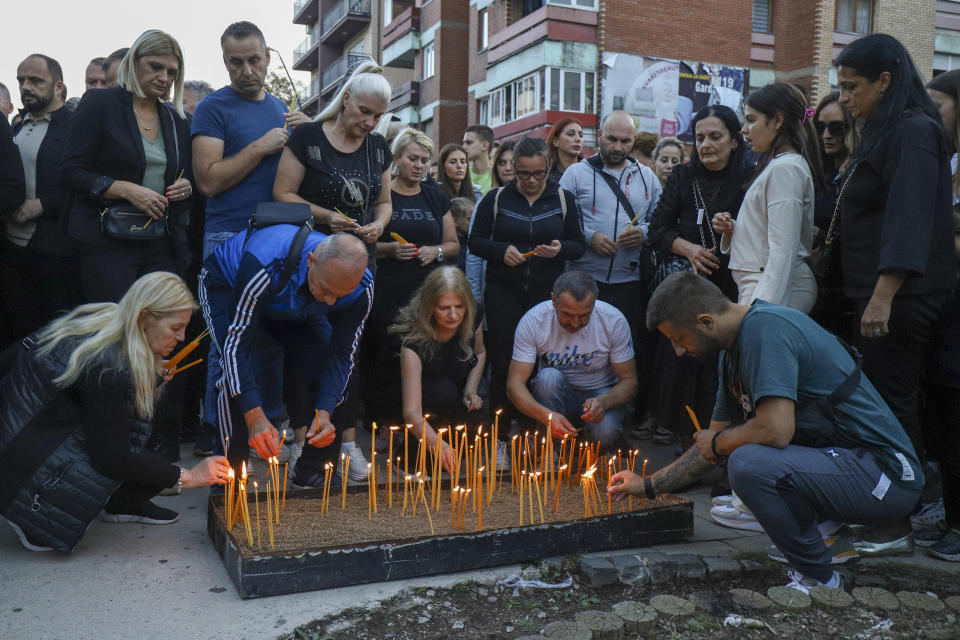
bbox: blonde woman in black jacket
[60,30,193,303]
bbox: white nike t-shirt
[512,300,634,391]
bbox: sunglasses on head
[815,120,847,136]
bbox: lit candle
[367,464,373,520]
[389,426,398,507]
[477,466,484,531]
[404,424,412,479]
[533,472,544,523]
[341,453,348,509]
[641,458,649,509]
[253,481,261,550]
[402,474,411,516]
[519,470,526,526]
[418,478,435,535]
[266,481,274,550]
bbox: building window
[547,0,598,8]
[423,43,435,80]
[478,97,490,126]
[752,0,772,33]
[479,9,489,51]
[836,0,872,34]
[548,67,595,113]
[515,73,539,118]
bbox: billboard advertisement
[601,52,750,142]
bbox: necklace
[134,105,158,131]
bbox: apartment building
[296,1,960,150]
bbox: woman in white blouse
[712,83,822,313]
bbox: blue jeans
[529,367,623,446]
[730,444,921,582]
[201,231,240,429]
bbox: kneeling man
[507,270,637,447]
[609,272,923,593]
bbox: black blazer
[11,105,73,257]
[60,87,192,248]
[0,117,25,217]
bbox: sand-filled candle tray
[207,483,693,598]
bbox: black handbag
[100,205,167,240]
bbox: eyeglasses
[815,120,847,137]
[516,170,547,181]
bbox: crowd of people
[0,24,958,598]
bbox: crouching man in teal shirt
[609,272,923,594]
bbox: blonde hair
[391,127,434,177]
[390,267,476,363]
[652,137,684,163]
[36,272,196,419]
[316,59,391,123]
[118,30,186,117]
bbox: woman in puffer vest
[0,271,230,553]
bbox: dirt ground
[278,555,960,640]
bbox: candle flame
[582,464,598,480]
[227,467,235,479]
[423,414,431,420]
[478,466,485,472]
[456,424,465,432]
[390,425,400,431]
[253,481,258,489]
[559,464,568,471]
[496,408,503,416]
[405,424,413,430]
[512,434,519,441]
[241,460,247,478]
[547,412,552,424]
[438,427,448,435]
[341,452,345,460]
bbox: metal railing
[321,52,368,92]
[303,75,320,101]
[322,0,371,37]
[294,26,320,62]
[294,0,311,16]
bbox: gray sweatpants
[729,444,920,582]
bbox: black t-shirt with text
[380,184,450,276]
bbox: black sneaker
[101,500,180,525]
[928,526,960,562]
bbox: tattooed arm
[608,420,730,498]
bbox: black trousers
[853,292,948,461]
[105,481,163,511]
[596,280,652,417]
[483,279,552,422]
[0,239,82,350]
[78,238,177,303]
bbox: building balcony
[382,6,420,69]
[321,52,368,96]
[293,0,318,25]
[487,4,597,66]
[301,76,320,116]
[321,0,371,46]
[293,27,320,71]
[388,81,419,112]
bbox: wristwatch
[436,247,444,263]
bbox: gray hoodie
[560,157,661,284]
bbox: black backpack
[244,202,313,292]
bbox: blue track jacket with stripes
[202,224,373,415]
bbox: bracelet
[710,431,724,460]
[643,476,656,500]
[175,467,184,495]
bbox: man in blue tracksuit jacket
[199,225,372,475]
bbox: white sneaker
[911,498,945,528]
[785,569,844,595]
[496,440,510,469]
[710,503,764,532]
[287,442,303,479]
[341,441,370,482]
[4,517,52,552]
[711,494,734,507]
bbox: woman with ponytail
[273,59,393,479]
[0,272,230,553]
[711,82,821,313]
[274,58,393,273]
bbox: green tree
[264,69,306,111]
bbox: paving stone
[729,588,773,610]
[945,595,960,611]
[650,594,696,617]
[689,590,734,615]
[579,556,618,588]
[921,627,960,640]
[855,573,890,588]
[897,591,946,613]
[516,636,542,639]
[809,586,854,609]
[669,553,707,580]
[767,586,812,610]
[574,610,624,640]
[542,620,592,640]
[702,556,741,579]
[611,600,657,633]
[608,554,647,587]
[737,559,768,575]
[852,586,900,611]
[636,551,677,584]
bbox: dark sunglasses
[815,120,847,137]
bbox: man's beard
[600,146,626,167]
[23,88,54,114]
[690,331,725,362]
